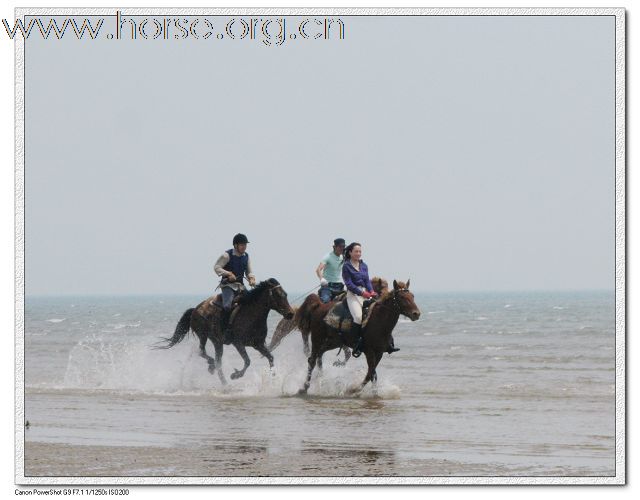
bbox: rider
[213,233,256,344]
[316,238,346,303]
[342,242,378,357]
[342,242,400,357]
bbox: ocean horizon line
[23,288,616,299]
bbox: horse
[268,277,390,368]
[155,278,294,385]
[296,279,421,395]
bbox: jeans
[221,286,236,311]
[319,282,344,303]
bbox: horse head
[391,279,421,321]
[265,278,295,319]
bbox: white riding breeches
[346,290,365,325]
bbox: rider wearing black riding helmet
[213,233,256,344]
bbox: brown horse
[156,278,294,385]
[297,279,421,395]
[268,277,390,368]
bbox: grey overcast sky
[25,15,615,295]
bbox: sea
[23,291,616,477]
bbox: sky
[24,14,615,295]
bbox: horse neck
[367,297,400,337]
[242,289,271,322]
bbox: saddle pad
[323,297,377,332]
[324,300,352,333]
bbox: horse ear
[406,279,410,289]
[393,280,399,290]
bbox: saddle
[332,291,347,302]
[210,294,242,324]
[323,296,376,334]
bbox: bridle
[375,288,410,313]
[267,284,288,312]
[244,282,283,305]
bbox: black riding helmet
[233,233,249,245]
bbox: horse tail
[154,308,194,349]
[297,294,322,336]
[268,306,299,351]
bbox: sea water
[23,291,615,476]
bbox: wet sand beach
[25,440,609,478]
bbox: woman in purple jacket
[342,242,378,357]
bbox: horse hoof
[208,366,216,374]
[230,370,241,380]
[297,388,308,395]
[345,385,361,395]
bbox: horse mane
[371,276,389,296]
[374,279,408,305]
[237,278,280,305]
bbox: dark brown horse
[268,277,390,368]
[296,279,421,395]
[156,278,294,385]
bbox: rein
[373,289,408,314]
[289,284,321,304]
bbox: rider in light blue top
[316,238,346,303]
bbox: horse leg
[196,329,216,374]
[344,347,352,364]
[299,350,319,395]
[254,342,275,370]
[333,346,351,367]
[347,349,378,394]
[213,340,228,386]
[230,343,251,380]
[371,352,383,396]
[302,332,311,357]
[317,334,336,372]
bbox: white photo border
[14,6,626,486]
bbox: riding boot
[386,334,400,354]
[222,309,233,345]
[351,323,364,358]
